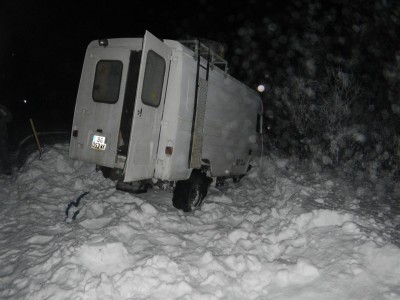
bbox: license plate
[91,135,107,151]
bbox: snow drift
[0,144,399,299]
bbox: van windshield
[92,60,123,103]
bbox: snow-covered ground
[1,143,400,299]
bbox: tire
[172,170,209,212]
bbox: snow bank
[0,144,399,299]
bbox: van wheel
[173,170,209,212]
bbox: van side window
[141,50,166,107]
[93,60,123,103]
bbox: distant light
[23,99,28,104]
[257,84,265,93]
[98,39,108,47]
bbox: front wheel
[172,170,210,212]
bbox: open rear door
[124,31,172,181]
[69,44,131,168]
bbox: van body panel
[154,45,198,181]
[69,43,138,167]
[123,31,172,182]
[163,40,260,178]
[202,70,260,177]
[70,33,262,184]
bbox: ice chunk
[70,242,133,275]
[228,228,249,243]
[140,203,158,215]
[342,221,361,234]
[80,217,113,230]
[275,258,320,287]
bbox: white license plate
[91,135,107,151]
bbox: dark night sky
[0,0,285,138]
[1,0,399,175]
[2,0,398,144]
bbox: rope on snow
[64,191,90,222]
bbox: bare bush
[283,68,363,166]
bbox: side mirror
[256,113,263,134]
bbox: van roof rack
[179,39,229,76]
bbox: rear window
[93,60,123,103]
[141,50,166,107]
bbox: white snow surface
[1,144,400,299]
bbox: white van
[69,31,263,211]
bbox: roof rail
[179,39,229,76]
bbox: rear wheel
[173,170,209,212]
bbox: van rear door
[124,31,172,181]
[69,43,130,168]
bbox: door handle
[137,108,142,117]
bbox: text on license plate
[91,135,107,150]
